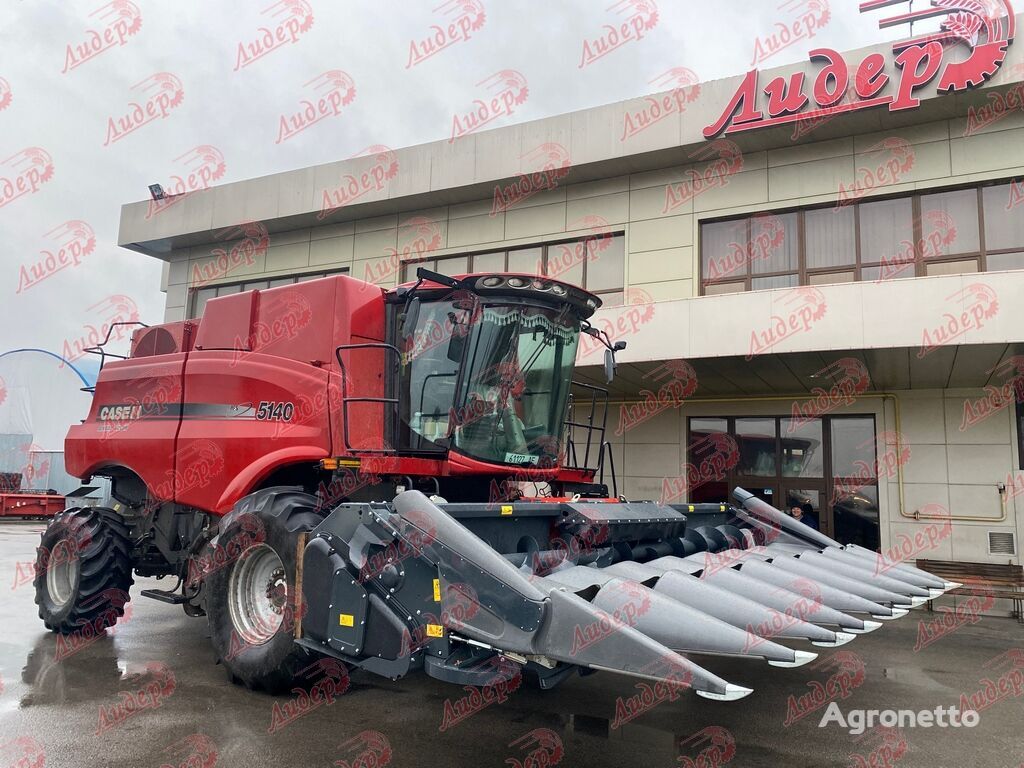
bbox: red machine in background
[0,474,63,519]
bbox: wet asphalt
[0,521,1022,768]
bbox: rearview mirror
[447,329,466,362]
[604,348,616,384]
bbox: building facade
[119,21,1024,590]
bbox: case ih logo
[663,140,744,214]
[0,147,55,209]
[491,142,571,215]
[234,0,315,71]
[275,70,357,144]
[0,77,11,111]
[317,145,399,221]
[61,294,140,363]
[103,72,185,146]
[449,70,529,142]
[146,145,228,219]
[578,0,659,69]
[17,220,96,294]
[405,0,486,68]
[918,282,999,357]
[751,0,831,66]
[619,67,700,142]
[62,0,143,74]
[705,0,1016,138]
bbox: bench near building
[119,13,1024,614]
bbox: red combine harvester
[34,269,956,700]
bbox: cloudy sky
[0,0,905,447]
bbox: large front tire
[206,487,324,693]
[34,507,134,633]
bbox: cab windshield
[401,298,579,467]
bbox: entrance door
[733,417,779,507]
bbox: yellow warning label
[426,624,444,638]
[501,505,513,516]
[688,505,695,512]
[432,578,441,602]
[339,613,354,627]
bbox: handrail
[335,343,402,454]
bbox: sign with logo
[705,0,1016,138]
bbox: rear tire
[34,507,134,633]
[206,487,324,693]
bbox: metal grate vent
[987,531,1017,556]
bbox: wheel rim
[228,544,287,645]
[46,539,79,609]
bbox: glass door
[733,417,781,507]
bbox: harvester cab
[379,267,622,498]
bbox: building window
[188,268,348,318]
[699,179,1024,294]
[686,415,880,550]
[401,233,626,305]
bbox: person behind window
[789,502,819,531]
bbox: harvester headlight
[481,276,503,287]
[586,298,598,309]
[507,277,529,288]
[550,284,567,296]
